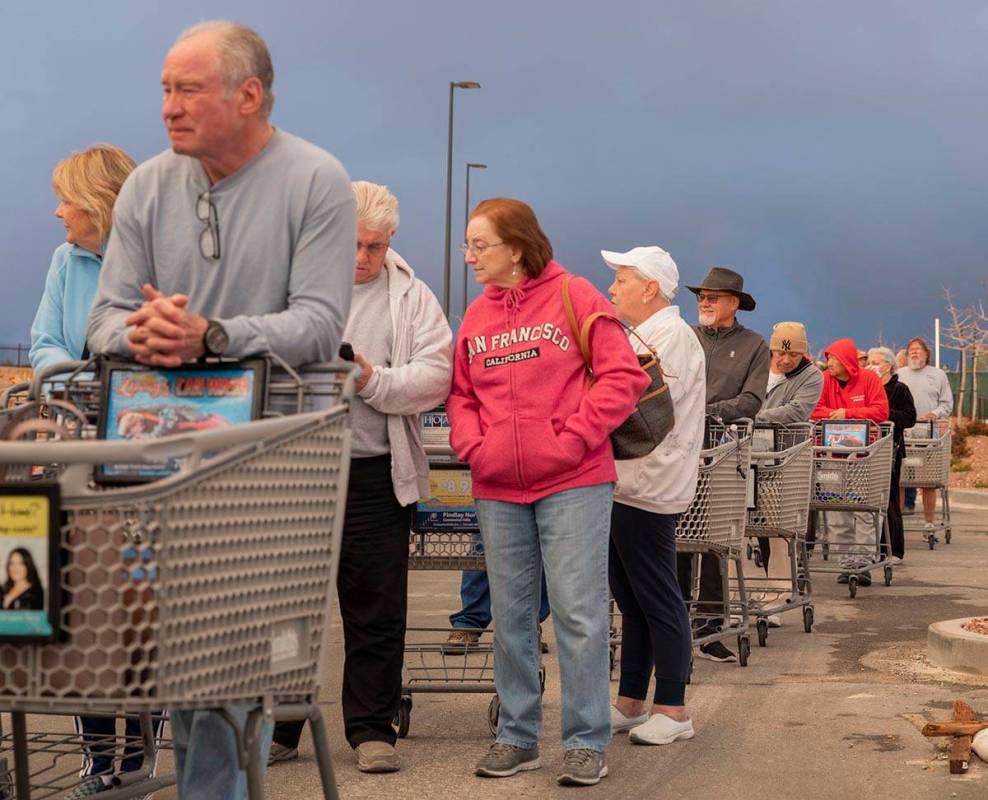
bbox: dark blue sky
[3,1,986,360]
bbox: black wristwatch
[202,319,230,356]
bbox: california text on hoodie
[447,261,649,504]
[811,338,889,423]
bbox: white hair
[353,181,400,234]
[177,21,275,116]
[626,266,671,303]
[868,346,897,369]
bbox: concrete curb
[949,488,988,508]
[928,617,988,675]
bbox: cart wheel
[395,695,412,739]
[746,543,753,561]
[802,605,814,633]
[927,533,936,551]
[945,528,952,544]
[756,619,768,648]
[737,635,751,667]
[822,542,830,561]
[848,576,858,599]
[796,576,808,595]
[884,565,893,587]
[539,667,546,695]
[487,695,500,737]
[753,550,764,570]
[609,645,617,675]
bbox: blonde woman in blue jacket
[30,144,135,372]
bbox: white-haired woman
[30,144,136,372]
[867,346,916,562]
[270,181,452,774]
[603,246,705,746]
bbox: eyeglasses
[459,240,505,256]
[696,292,729,303]
[197,189,220,260]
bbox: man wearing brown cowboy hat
[679,266,769,663]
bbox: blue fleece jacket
[29,242,101,373]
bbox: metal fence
[0,344,29,366]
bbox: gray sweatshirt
[896,365,953,423]
[693,320,770,422]
[87,129,356,366]
[756,358,824,424]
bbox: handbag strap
[561,275,663,375]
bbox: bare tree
[943,289,976,423]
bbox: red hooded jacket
[447,261,649,503]
[811,338,889,423]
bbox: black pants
[274,454,411,750]
[610,504,691,705]
[885,453,904,559]
[676,552,723,636]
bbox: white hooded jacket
[356,249,453,505]
[614,305,707,515]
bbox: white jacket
[357,250,453,505]
[614,305,707,515]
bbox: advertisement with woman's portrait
[0,485,58,640]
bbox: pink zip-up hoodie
[447,260,649,503]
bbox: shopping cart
[900,420,952,548]
[809,421,894,598]
[743,423,815,646]
[675,420,753,667]
[0,356,353,800]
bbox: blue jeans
[475,483,613,751]
[172,706,273,800]
[450,534,550,629]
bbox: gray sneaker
[475,742,541,778]
[556,748,608,786]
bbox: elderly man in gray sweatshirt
[754,322,823,616]
[757,322,824,425]
[85,21,356,800]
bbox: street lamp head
[467,163,488,169]
[454,81,481,89]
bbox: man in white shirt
[896,337,954,529]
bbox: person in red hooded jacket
[811,338,889,424]
[811,338,890,584]
[448,198,648,786]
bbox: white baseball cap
[600,246,679,299]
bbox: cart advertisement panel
[0,483,59,642]
[97,361,264,483]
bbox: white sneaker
[766,614,782,628]
[629,713,695,745]
[610,705,649,732]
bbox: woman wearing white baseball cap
[602,245,707,745]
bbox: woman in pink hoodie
[448,198,648,786]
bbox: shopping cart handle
[0,407,340,465]
[28,359,96,400]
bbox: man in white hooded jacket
[271,182,452,773]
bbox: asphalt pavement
[247,503,988,800]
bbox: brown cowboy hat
[686,266,756,311]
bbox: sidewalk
[249,504,988,800]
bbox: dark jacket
[1,582,44,611]
[693,320,770,422]
[884,373,917,460]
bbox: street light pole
[442,80,480,318]
[463,162,487,315]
